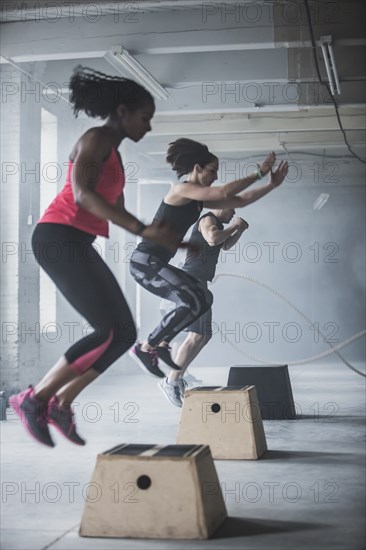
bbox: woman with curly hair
[9,67,185,447]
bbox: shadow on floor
[213,516,326,539]
[260,450,358,463]
[295,414,365,424]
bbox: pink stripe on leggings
[71,329,114,374]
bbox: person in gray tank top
[159,208,249,407]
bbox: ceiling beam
[149,110,366,136]
[141,130,366,154]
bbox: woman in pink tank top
[9,66,187,448]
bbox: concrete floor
[1,361,365,550]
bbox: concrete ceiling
[1,0,365,180]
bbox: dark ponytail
[69,66,154,119]
[166,138,218,179]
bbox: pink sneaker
[47,396,86,446]
[9,386,55,448]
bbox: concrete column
[0,66,21,394]
[17,74,42,388]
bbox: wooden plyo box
[177,386,267,460]
[80,443,227,540]
[228,365,296,420]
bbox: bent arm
[70,131,194,252]
[203,160,289,209]
[222,224,248,250]
[219,152,273,198]
[199,215,238,246]
[173,152,276,203]
[203,180,275,209]
[71,131,146,235]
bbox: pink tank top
[39,147,125,237]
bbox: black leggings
[32,223,136,374]
[129,250,213,346]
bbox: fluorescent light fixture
[104,47,169,101]
[313,193,330,210]
[7,51,107,63]
[320,36,341,95]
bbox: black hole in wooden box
[137,475,151,490]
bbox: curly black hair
[69,66,154,119]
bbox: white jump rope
[212,273,366,378]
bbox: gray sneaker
[158,378,182,408]
[177,377,188,400]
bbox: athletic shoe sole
[9,394,55,448]
[48,419,86,446]
[157,380,182,408]
[47,397,86,446]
